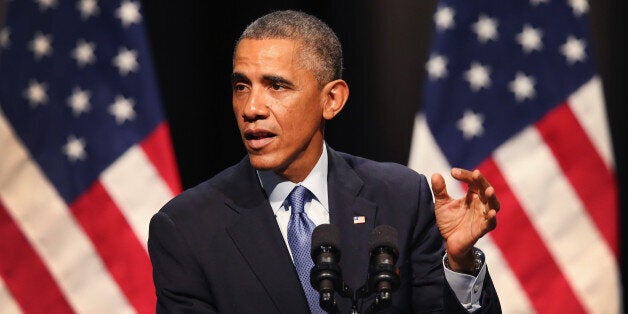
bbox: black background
[139,0,626,302]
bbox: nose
[241,88,270,122]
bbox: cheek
[280,106,321,139]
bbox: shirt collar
[257,144,329,215]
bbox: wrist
[444,247,485,276]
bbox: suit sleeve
[407,173,449,312]
[148,211,217,313]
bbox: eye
[270,83,284,91]
[233,83,248,92]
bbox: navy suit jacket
[148,146,501,313]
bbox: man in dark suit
[148,10,501,313]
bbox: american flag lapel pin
[353,216,366,224]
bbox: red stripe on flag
[70,182,155,314]
[479,158,586,313]
[0,200,74,313]
[536,102,618,255]
[141,122,182,194]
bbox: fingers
[485,186,500,212]
[430,173,449,202]
[485,209,497,231]
[452,167,500,212]
[451,168,489,191]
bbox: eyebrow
[262,75,293,87]
[231,72,294,88]
[231,72,249,86]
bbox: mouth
[244,130,275,140]
[243,129,276,150]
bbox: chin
[247,153,282,171]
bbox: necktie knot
[288,185,311,215]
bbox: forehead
[233,38,302,72]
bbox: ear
[322,79,349,120]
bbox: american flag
[0,0,181,313]
[408,0,620,313]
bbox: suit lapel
[222,158,309,313]
[326,147,378,292]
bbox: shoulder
[327,148,431,203]
[334,149,427,186]
[157,156,252,218]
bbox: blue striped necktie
[287,185,324,313]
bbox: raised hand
[431,168,499,272]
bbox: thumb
[430,173,450,202]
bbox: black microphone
[367,225,400,311]
[310,224,343,312]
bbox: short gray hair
[235,10,343,87]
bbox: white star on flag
[109,94,136,124]
[509,71,536,102]
[115,0,142,28]
[426,54,448,80]
[76,0,100,20]
[516,24,543,54]
[23,80,48,107]
[72,39,96,68]
[67,87,92,116]
[29,32,53,60]
[472,14,498,43]
[62,135,87,162]
[434,6,455,31]
[456,109,485,140]
[561,35,587,64]
[112,47,139,76]
[464,62,491,91]
[568,0,589,16]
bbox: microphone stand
[339,283,392,314]
[319,269,397,313]
[339,284,358,314]
[326,282,362,314]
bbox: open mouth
[244,132,275,140]
[244,130,275,140]
[243,130,276,149]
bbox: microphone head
[311,223,341,253]
[368,225,398,253]
[368,225,401,294]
